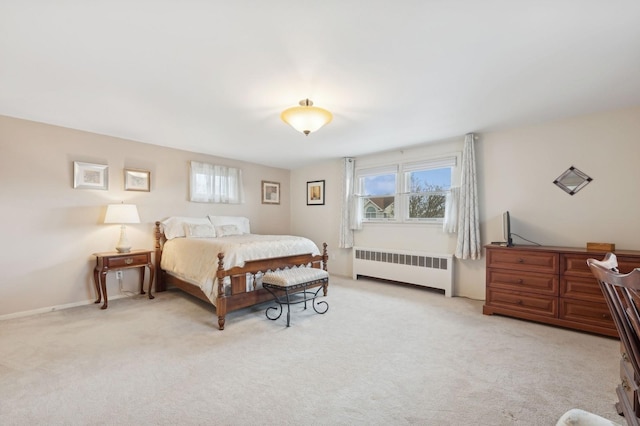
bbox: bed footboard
[215,243,328,330]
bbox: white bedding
[160,234,321,304]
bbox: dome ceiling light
[280,99,333,135]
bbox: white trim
[355,164,398,177]
[0,294,131,321]
[402,155,458,172]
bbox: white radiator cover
[352,247,453,297]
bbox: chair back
[588,253,640,378]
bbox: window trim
[355,153,459,225]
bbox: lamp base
[115,225,131,254]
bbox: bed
[154,216,328,330]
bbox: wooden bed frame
[154,221,328,330]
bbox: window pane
[363,174,395,196]
[406,167,450,219]
[360,173,395,220]
[408,168,451,191]
[408,194,446,218]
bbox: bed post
[154,221,166,292]
[322,243,328,271]
[216,253,227,330]
[322,243,328,296]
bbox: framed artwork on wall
[307,180,325,205]
[124,169,151,192]
[261,180,280,204]
[73,161,108,190]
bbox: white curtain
[189,161,245,204]
[454,133,481,259]
[443,186,459,233]
[339,158,356,248]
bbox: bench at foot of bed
[262,267,329,327]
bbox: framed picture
[261,180,280,204]
[73,161,108,190]
[307,180,325,205]
[124,169,151,192]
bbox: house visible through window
[358,166,397,220]
[356,155,457,223]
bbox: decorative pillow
[161,216,211,239]
[184,223,216,238]
[207,215,250,234]
[214,224,243,237]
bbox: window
[189,161,244,203]
[356,156,457,224]
[403,158,454,221]
[357,166,398,221]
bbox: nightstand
[92,249,154,309]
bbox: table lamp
[104,203,140,253]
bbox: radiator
[352,247,453,297]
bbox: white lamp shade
[281,99,333,135]
[104,204,140,224]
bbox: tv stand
[483,244,640,337]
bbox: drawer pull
[124,258,133,265]
[517,279,523,284]
[516,299,523,305]
[517,258,524,263]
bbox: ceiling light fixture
[281,99,333,135]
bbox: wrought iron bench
[262,267,329,327]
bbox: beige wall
[3,105,640,317]
[291,106,640,300]
[0,115,290,317]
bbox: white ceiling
[1,1,639,169]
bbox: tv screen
[503,211,513,247]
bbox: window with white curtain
[189,161,245,204]
[355,155,458,224]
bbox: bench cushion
[262,267,328,287]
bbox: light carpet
[0,275,624,425]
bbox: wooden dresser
[483,244,640,337]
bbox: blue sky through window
[363,174,395,196]
[363,168,451,196]
[410,168,451,191]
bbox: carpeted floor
[0,275,624,425]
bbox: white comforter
[160,234,321,304]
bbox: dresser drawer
[106,254,149,268]
[487,269,558,296]
[560,276,605,302]
[559,298,615,329]
[486,288,557,318]
[563,253,640,278]
[487,249,559,274]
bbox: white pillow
[184,223,216,238]
[161,216,211,239]
[214,224,243,237]
[207,215,250,234]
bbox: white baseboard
[0,293,131,321]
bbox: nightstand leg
[93,268,101,304]
[100,271,108,309]
[147,264,155,300]
[139,266,146,295]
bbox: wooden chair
[588,253,640,426]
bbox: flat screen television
[503,211,513,247]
